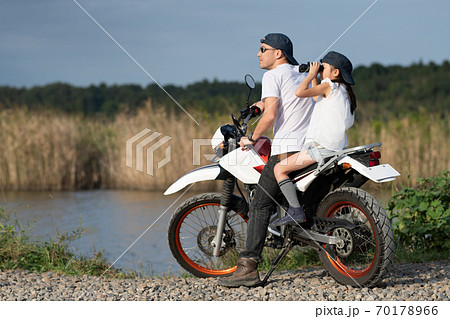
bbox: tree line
[0,60,448,120]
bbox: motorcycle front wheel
[168,193,247,278]
[316,187,395,287]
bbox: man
[218,33,315,287]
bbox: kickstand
[261,235,294,287]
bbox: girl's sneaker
[271,206,306,227]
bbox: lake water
[1,190,194,276]
[1,187,393,276]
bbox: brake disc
[197,226,234,257]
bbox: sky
[0,0,449,88]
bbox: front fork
[211,177,235,257]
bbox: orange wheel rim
[175,203,239,276]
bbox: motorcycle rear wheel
[316,187,395,287]
[168,193,247,278]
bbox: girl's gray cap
[321,51,355,85]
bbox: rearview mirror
[244,74,256,89]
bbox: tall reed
[0,104,448,191]
[108,100,220,190]
[348,113,450,188]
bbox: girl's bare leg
[274,150,316,182]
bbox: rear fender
[338,156,400,183]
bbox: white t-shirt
[261,63,315,155]
[304,78,354,151]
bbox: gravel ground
[0,261,448,301]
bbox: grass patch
[393,245,449,264]
[258,246,321,272]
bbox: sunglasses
[260,46,278,53]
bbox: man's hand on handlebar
[239,136,254,150]
[252,100,265,112]
[249,104,262,116]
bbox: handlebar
[234,105,261,137]
[240,105,261,119]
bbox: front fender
[164,164,230,195]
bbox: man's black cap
[320,51,355,85]
[260,33,299,65]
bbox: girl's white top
[304,77,354,151]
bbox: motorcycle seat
[288,162,318,180]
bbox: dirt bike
[165,74,400,287]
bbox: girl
[272,51,357,227]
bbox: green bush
[388,171,450,255]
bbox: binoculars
[299,63,324,73]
